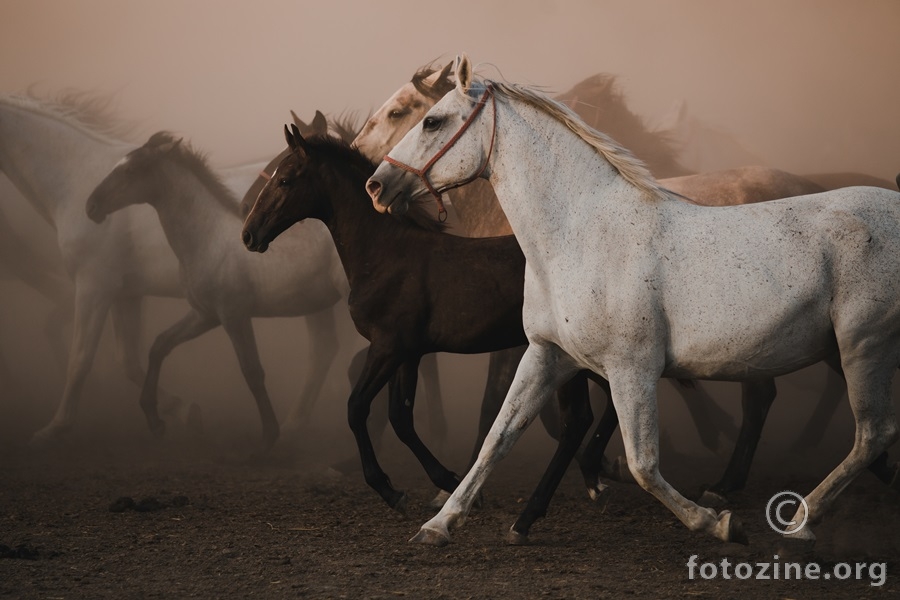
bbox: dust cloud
[0,0,898,481]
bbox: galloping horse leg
[508,370,592,543]
[576,376,620,496]
[346,344,406,511]
[413,342,578,546]
[606,364,746,544]
[330,346,388,475]
[388,356,461,494]
[667,379,738,454]
[783,355,900,549]
[141,308,216,439]
[30,284,112,446]
[791,355,846,451]
[699,379,777,507]
[220,317,280,449]
[283,306,339,430]
[466,346,525,467]
[110,297,197,430]
[418,353,447,452]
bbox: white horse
[366,55,900,548]
[84,132,347,447]
[0,92,279,443]
[352,63,864,505]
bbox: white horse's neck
[487,97,653,272]
[0,103,133,226]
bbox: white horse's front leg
[412,342,577,546]
[608,368,746,543]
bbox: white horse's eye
[422,116,442,131]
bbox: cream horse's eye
[388,109,407,120]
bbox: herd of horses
[1,55,898,551]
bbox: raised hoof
[714,511,748,545]
[697,488,729,509]
[410,526,450,547]
[506,527,530,546]
[390,492,409,516]
[587,480,611,503]
[429,490,451,509]
[777,536,816,561]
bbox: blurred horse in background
[0,92,270,443]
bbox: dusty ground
[1,421,898,599]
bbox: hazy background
[1,0,899,473]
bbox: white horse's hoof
[713,510,748,545]
[410,524,451,546]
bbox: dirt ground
[1,417,898,599]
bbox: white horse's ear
[455,54,472,93]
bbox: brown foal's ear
[286,123,309,159]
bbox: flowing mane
[480,79,670,201]
[151,132,240,216]
[307,135,448,233]
[0,90,136,145]
[412,63,456,101]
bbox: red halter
[384,85,497,222]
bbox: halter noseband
[384,85,497,222]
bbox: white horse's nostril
[366,178,382,202]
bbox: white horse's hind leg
[787,358,899,543]
[608,368,745,543]
[30,285,112,445]
[110,297,197,430]
[284,307,339,431]
[413,342,577,546]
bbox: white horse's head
[352,61,454,163]
[366,55,494,216]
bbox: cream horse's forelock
[456,69,669,201]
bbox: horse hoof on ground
[391,492,409,515]
[697,488,729,509]
[28,424,67,448]
[713,510,748,545]
[410,525,450,547]
[429,490,451,509]
[777,534,816,560]
[505,527,530,546]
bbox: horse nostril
[241,229,253,248]
[366,178,382,202]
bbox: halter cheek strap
[384,85,497,221]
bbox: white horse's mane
[0,90,136,146]
[473,79,670,201]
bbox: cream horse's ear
[423,61,454,88]
[455,54,472,93]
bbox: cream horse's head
[352,61,454,163]
[366,54,494,216]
